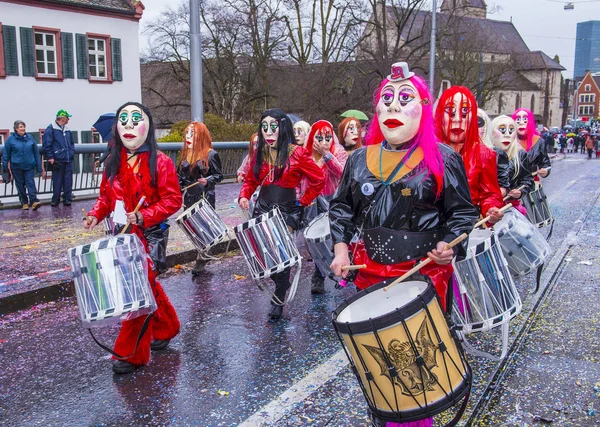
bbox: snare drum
[303,213,334,278]
[68,234,156,328]
[494,207,550,278]
[453,229,521,333]
[332,278,471,423]
[522,186,553,228]
[176,198,230,253]
[234,208,301,280]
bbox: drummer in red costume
[239,108,325,320]
[302,120,348,294]
[83,102,181,374]
[435,87,504,224]
[329,62,477,427]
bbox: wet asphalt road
[1,152,600,426]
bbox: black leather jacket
[178,149,223,209]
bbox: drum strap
[87,313,153,360]
[460,322,510,361]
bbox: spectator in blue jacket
[2,120,42,210]
[43,109,75,207]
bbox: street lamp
[429,0,437,94]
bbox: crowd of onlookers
[542,125,599,159]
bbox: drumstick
[383,233,468,292]
[183,181,201,191]
[474,203,513,228]
[341,264,366,271]
[531,171,539,177]
[82,208,91,225]
[119,196,146,235]
[502,185,526,201]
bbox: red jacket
[89,151,182,245]
[240,145,325,206]
[462,143,504,217]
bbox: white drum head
[467,228,492,249]
[337,280,428,323]
[304,213,330,240]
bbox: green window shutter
[2,25,19,76]
[111,38,122,81]
[30,132,40,144]
[71,131,79,144]
[19,27,35,77]
[81,130,92,143]
[75,33,88,79]
[61,32,74,79]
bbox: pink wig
[365,75,444,196]
[306,120,336,156]
[512,108,539,151]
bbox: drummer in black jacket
[329,62,478,312]
[177,121,223,275]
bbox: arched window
[498,93,504,113]
[530,94,535,112]
[515,93,521,109]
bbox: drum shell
[522,186,553,228]
[452,229,522,334]
[68,234,156,328]
[494,208,550,277]
[234,208,301,280]
[332,278,471,423]
[303,213,334,278]
[176,198,229,253]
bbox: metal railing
[0,142,248,205]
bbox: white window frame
[88,37,108,80]
[35,31,57,77]
[585,84,591,92]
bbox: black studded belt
[363,227,440,265]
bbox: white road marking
[238,349,349,426]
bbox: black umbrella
[92,113,116,142]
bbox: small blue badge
[361,183,375,196]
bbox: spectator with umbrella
[93,113,116,167]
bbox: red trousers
[113,265,180,366]
[351,241,453,311]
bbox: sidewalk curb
[0,238,240,315]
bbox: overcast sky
[138,0,600,79]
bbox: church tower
[440,0,487,19]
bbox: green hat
[56,109,72,118]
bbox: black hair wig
[253,108,295,181]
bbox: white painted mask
[118,105,149,152]
[376,80,422,145]
[492,115,517,152]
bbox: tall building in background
[574,20,600,79]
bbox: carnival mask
[117,105,149,152]
[314,130,333,150]
[185,124,194,146]
[442,93,473,144]
[492,116,517,152]
[293,125,307,146]
[344,120,360,147]
[514,110,528,138]
[261,116,279,148]
[376,80,422,145]
[477,110,487,140]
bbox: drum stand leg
[460,322,510,361]
[535,263,544,293]
[545,219,554,242]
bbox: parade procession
[2,0,600,426]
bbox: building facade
[574,72,600,124]
[0,0,144,145]
[574,21,600,80]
